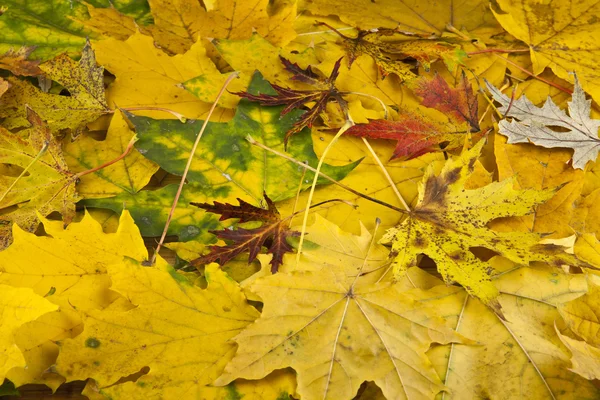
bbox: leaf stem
[246,135,406,213]
[150,72,240,265]
[342,91,389,119]
[75,135,137,178]
[0,141,49,204]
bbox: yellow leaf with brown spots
[381,139,586,310]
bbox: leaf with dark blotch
[414,73,480,131]
[191,195,299,273]
[234,57,346,146]
[345,114,467,160]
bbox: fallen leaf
[381,139,584,310]
[192,194,299,272]
[63,110,159,199]
[0,285,57,383]
[235,57,346,144]
[487,76,600,169]
[92,31,233,120]
[55,260,260,395]
[0,43,109,133]
[0,109,78,249]
[216,251,470,399]
[132,72,359,205]
[558,331,600,380]
[428,257,600,399]
[492,0,600,103]
[0,46,42,76]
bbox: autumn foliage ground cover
[2,0,600,399]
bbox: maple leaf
[413,72,479,131]
[380,139,588,311]
[487,76,599,169]
[55,260,260,396]
[0,285,57,383]
[428,257,600,398]
[345,73,480,159]
[492,0,600,104]
[235,56,347,145]
[0,42,109,133]
[0,108,78,249]
[191,194,299,273]
[216,218,471,400]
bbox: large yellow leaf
[492,0,600,103]
[92,32,235,119]
[63,110,159,199]
[0,43,108,133]
[0,112,78,249]
[493,134,584,238]
[381,139,584,309]
[0,210,147,311]
[216,221,470,400]
[0,286,57,383]
[300,0,500,37]
[428,258,600,399]
[55,261,261,397]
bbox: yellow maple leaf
[216,218,471,400]
[428,257,600,398]
[92,31,236,119]
[55,260,260,396]
[0,110,78,249]
[492,0,600,103]
[63,110,159,199]
[0,285,57,383]
[381,139,585,310]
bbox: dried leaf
[192,194,299,272]
[487,75,600,169]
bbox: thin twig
[246,135,405,213]
[150,72,240,264]
[0,141,49,204]
[289,163,308,227]
[361,138,411,212]
[467,48,529,55]
[295,120,354,266]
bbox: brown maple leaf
[234,56,347,146]
[190,194,299,273]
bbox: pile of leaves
[2,0,600,399]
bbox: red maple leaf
[190,194,299,273]
[413,72,480,131]
[233,56,347,147]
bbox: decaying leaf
[216,244,470,400]
[0,42,109,133]
[381,139,586,311]
[0,109,78,249]
[487,75,600,169]
[0,46,42,76]
[192,194,299,272]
